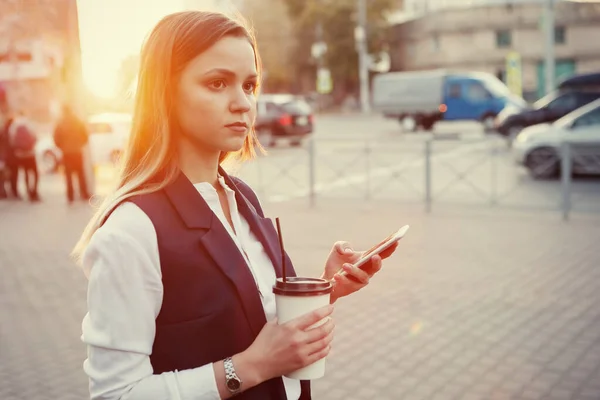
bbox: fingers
[304,317,334,344]
[340,263,370,284]
[367,255,383,274]
[334,241,354,256]
[306,344,332,365]
[379,242,399,259]
[304,327,334,357]
[289,304,334,331]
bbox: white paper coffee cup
[273,277,333,380]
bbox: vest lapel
[220,170,296,280]
[163,171,267,337]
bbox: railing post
[490,137,498,206]
[309,136,316,208]
[425,139,432,213]
[561,141,572,221]
[365,140,371,201]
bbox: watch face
[227,378,241,391]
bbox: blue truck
[372,69,526,132]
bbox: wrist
[232,350,263,388]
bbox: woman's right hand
[242,305,335,382]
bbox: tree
[282,0,399,97]
[241,0,296,92]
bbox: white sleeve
[81,202,221,400]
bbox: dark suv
[255,94,314,147]
[495,90,600,139]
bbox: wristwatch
[224,357,243,396]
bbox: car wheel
[421,119,435,131]
[41,150,59,174]
[290,139,302,147]
[526,147,560,179]
[481,114,496,133]
[400,116,417,132]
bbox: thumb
[334,241,353,255]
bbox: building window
[555,26,566,44]
[496,30,512,48]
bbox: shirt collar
[193,174,235,196]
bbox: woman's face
[174,35,258,156]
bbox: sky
[76,0,225,98]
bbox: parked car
[87,112,132,165]
[255,94,314,147]
[557,72,600,92]
[35,112,132,173]
[495,90,600,140]
[513,98,600,179]
[372,69,526,131]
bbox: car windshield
[554,99,600,128]
[279,100,311,115]
[478,75,527,106]
[533,93,557,109]
[481,76,512,98]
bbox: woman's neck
[177,137,221,187]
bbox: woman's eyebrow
[202,68,258,80]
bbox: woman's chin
[223,137,247,152]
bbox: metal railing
[237,135,600,220]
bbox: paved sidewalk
[1,185,600,399]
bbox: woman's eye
[208,80,226,90]
[243,82,257,93]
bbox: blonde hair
[72,11,262,262]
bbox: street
[2,113,600,399]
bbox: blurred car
[35,112,132,173]
[87,112,132,165]
[255,94,314,147]
[495,90,600,140]
[513,98,600,179]
[557,71,600,92]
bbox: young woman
[74,11,397,400]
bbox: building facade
[0,0,82,121]
[388,0,600,100]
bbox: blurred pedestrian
[7,111,40,202]
[0,110,9,199]
[53,105,90,203]
[71,11,398,400]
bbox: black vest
[129,169,311,400]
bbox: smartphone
[336,225,409,277]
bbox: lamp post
[355,0,370,113]
[543,0,556,95]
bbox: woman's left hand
[321,241,398,303]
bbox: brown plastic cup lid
[273,277,333,297]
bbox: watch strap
[224,357,242,394]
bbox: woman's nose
[229,89,252,113]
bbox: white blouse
[81,176,301,400]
